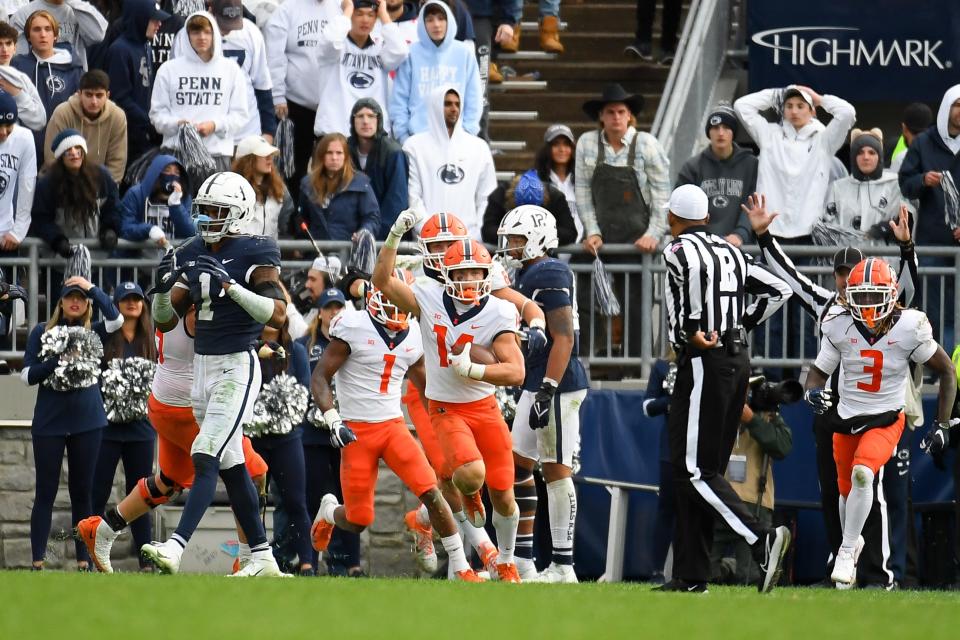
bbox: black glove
[529,379,558,430]
[193,255,232,289]
[148,250,189,296]
[99,227,118,251]
[53,236,71,259]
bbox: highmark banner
[747,2,959,102]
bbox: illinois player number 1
[433,325,473,367]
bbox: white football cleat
[229,555,292,577]
[534,563,578,584]
[516,557,539,582]
[757,526,791,593]
[140,540,183,574]
[832,536,865,588]
[76,516,117,574]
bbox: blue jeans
[503,0,560,22]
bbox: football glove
[803,387,834,414]
[194,255,232,289]
[525,319,548,359]
[148,250,190,295]
[921,418,958,458]
[529,379,557,430]
[324,409,357,448]
[389,207,422,238]
[449,343,486,381]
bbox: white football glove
[324,408,356,448]
[390,207,423,238]
[448,342,486,381]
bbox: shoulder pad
[522,259,573,289]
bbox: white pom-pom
[243,373,309,437]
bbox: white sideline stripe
[685,357,759,545]
[877,463,894,586]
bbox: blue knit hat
[0,91,17,124]
[51,128,87,159]
[514,169,544,206]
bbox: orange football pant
[402,382,450,480]
[833,412,905,497]
[429,394,513,492]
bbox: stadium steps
[489,0,689,179]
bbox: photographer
[710,379,794,585]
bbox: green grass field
[2,572,960,639]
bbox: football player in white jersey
[804,258,956,586]
[374,210,527,582]
[308,270,483,581]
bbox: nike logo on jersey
[405,347,416,352]
[223,258,235,264]
[470,324,482,329]
[887,340,898,345]
[222,369,234,374]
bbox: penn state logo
[0,172,8,197]
[879,196,888,208]
[711,195,728,209]
[709,115,722,126]
[348,72,374,89]
[438,164,465,184]
[46,75,65,94]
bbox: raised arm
[372,209,421,316]
[742,260,792,332]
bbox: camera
[163,180,179,194]
[748,375,803,412]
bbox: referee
[660,184,792,593]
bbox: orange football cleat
[404,509,438,574]
[76,516,114,574]
[311,520,334,552]
[463,491,486,528]
[478,541,499,576]
[496,562,522,583]
[454,568,487,582]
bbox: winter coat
[106,0,159,157]
[676,144,757,243]
[30,164,120,252]
[298,171,380,241]
[118,153,193,244]
[43,94,128,182]
[824,170,903,241]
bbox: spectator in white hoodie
[0,91,36,254]
[312,0,408,137]
[149,11,250,172]
[0,21,46,132]
[734,84,855,242]
[403,84,495,241]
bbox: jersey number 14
[433,325,474,367]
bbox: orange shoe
[453,568,486,582]
[311,494,339,552]
[478,541,499,576]
[76,516,115,574]
[404,509,438,574]
[496,562,522,583]
[463,491,486,528]
[232,557,240,574]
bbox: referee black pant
[668,346,768,584]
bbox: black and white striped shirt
[663,228,792,346]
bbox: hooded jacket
[43,94,128,182]
[676,143,757,243]
[11,0,109,71]
[389,1,481,142]
[347,97,408,239]
[107,0,158,156]
[312,12,409,137]
[0,124,37,243]
[899,85,960,246]
[734,88,856,238]
[149,11,250,157]
[118,153,194,243]
[825,170,902,241]
[403,84,496,241]
[298,171,380,241]
[0,66,47,131]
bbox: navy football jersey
[176,235,282,355]
[515,258,589,393]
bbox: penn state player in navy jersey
[497,205,589,583]
[142,171,289,577]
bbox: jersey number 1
[432,325,473,367]
[198,273,215,321]
[379,354,396,394]
[857,349,883,393]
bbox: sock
[546,477,577,566]
[173,453,220,544]
[238,542,251,562]
[841,465,874,550]
[104,506,127,535]
[220,462,268,549]
[441,534,470,573]
[514,479,537,561]
[320,499,339,525]
[416,503,431,528]
[454,510,493,553]
[492,505,519,565]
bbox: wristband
[542,377,559,389]
[323,408,341,425]
[529,317,546,330]
[226,282,275,324]
[467,363,486,381]
[384,231,402,250]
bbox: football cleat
[140,540,182,574]
[229,555,292,578]
[478,541,499,577]
[534,563,578,584]
[232,557,250,575]
[653,579,708,593]
[311,494,339,552]
[452,568,486,582]
[495,562,522,583]
[832,536,865,587]
[516,557,539,582]
[757,526,791,593]
[76,516,115,574]
[404,509,438,574]
[463,491,486,528]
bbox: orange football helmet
[417,213,469,273]
[441,240,492,304]
[845,258,898,328]
[367,268,414,331]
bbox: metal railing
[3,239,959,380]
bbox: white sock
[441,534,470,574]
[454,509,493,553]
[841,465,874,550]
[252,547,274,562]
[838,495,847,532]
[492,504,519,565]
[238,542,251,562]
[416,503,431,528]
[546,478,577,566]
[320,499,338,525]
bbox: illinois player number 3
[857,349,883,393]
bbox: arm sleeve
[277,190,294,238]
[88,286,121,328]
[212,66,252,139]
[379,22,410,71]
[360,183,381,235]
[106,109,127,183]
[118,189,152,241]
[286,303,308,340]
[12,138,36,242]
[813,334,842,375]
[315,14,350,59]
[377,150,408,240]
[639,135,671,240]
[663,240,703,333]
[642,362,670,417]
[574,137,598,237]
[733,89,778,149]
[67,0,108,45]
[757,231,833,317]
[12,80,47,130]
[170,196,196,238]
[742,260,792,332]
[255,88,278,137]
[910,314,938,364]
[819,95,857,154]
[896,241,919,307]
[29,183,67,247]
[108,49,149,128]
[745,414,793,460]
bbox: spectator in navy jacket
[298,132,380,242]
[117,153,193,252]
[347,98,408,240]
[20,275,121,570]
[106,0,169,163]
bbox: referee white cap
[666,184,709,220]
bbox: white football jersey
[815,307,937,420]
[412,280,520,403]
[152,319,195,408]
[330,310,423,422]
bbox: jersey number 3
[857,349,883,393]
[433,325,473,367]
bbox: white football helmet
[192,172,256,243]
[496,204,559,268]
